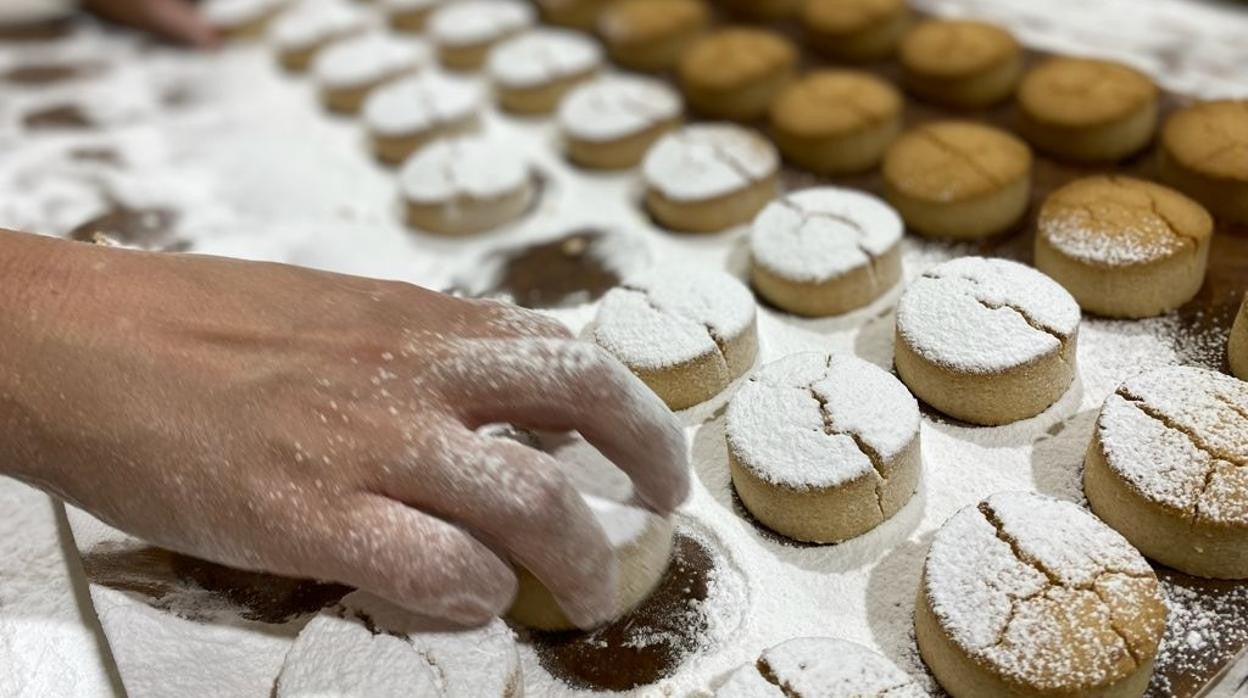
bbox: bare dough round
[597,0,710,74]
[1159,99,1248,224]
[899,19,1022,108]
[769,69,903,176]
[678,28,798,122]
[399,136,534,236]
[717,636,928,697]
[801,0,910,62]
[557,75,682,171]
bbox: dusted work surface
[1,1,1248,697]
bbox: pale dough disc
[276,590,521,697]
[1085,366,1248,579]
[269,2,369,71]
[894,256,1081,425]
[486,29,603,115]
[427,0,535,70]
[1232,294,1248,381]
[749,187,903,317]
[312,33,429,113]
[717,636,927,697]
[592,265,758,410]
[642,123,780,233]
[363,72,482,165]
[398,136,534,236]
[726,352,921,543]
[557,75,682,170]
[917,492,1166,698]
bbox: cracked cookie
[597,0,710,73]
[749,187,903,317]
[592,266,758,410]
[1085,366,1248,579]
[894,257,1081,425]
[364,72,482,165]
[769,69,903,176]
[1035,176,1212,318]
[678,28,798,121]
[270,2,367,72]
[399,136,535,236]
[899,19,1022,109]
[1232,295,1248,381]
[883,121,1032,239]
[716,636,927,697]
[312,33,428,114]
[1017,57,1159,163]
[427,0,534,70]
[558,76,682,170]
[487,29,602,115]
[642,123,780,233]
[917,492,1166,698]
[1159,99,1248,224]
[726,352,921,543]
[801,0,909,62]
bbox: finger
[141,0,220,47]
[441,338,690,514]
[386,425,618,629]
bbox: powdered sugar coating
[642,124,779,203]
[557,76,681,143]
[363,73,481,137]
[312,33,428,88]
[269,2,368,50]
[383,0,441,12]
[896,256,1081,373]
[398,136,530,205]
[1097,366,1248,524]
[727,352,919,490]
[203,0,285,27]
[427,0,534,48]
[750,187,903,284]
[718,637,927,697]
[486,29,602,90]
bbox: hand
[0,232,689,628]
[81,0,218,47]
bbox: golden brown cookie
[714,0,802,21]
[883,121,1032,239]
[596,0,709,73]
[801,0,910,62]
[1233,295,1248,381]
[769,69,902,175]
[1018,57,1159,163]
[1159,100,1248,224]
[678,28,798,121]
[1034,176,1212,318]
[899,19,1022,108]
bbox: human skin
[81,0,219,47]
[0,230,689,629]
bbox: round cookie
[801,0,910,63]
[726,352,921,543]
[1159,100,1248,224]
[557,75,682,170]
[486,29,602,116]
[1232,295,1248,381]
[1034,175,1213,318]
[276,591,521,697]
[270,2,368,72]
[1085,366,1248,579]
[203,0,288,40]
[363,72,482,165]
[383,0,442,33]
[399,136,534,236]
[535,0,613,30]
[749,187,903,317]
[714,0,801,21]
[427,0,534,71]
[894,257,1081,426]
[769,69,903,175]
[678,28,798,122]
[883,121,1032,239]
[917,492,1166,698]
[642,123,780,234]
[597,0,710,74]
[312,33,428,114]
[717,637,927,697]
[1017,57,1159,163]
[899,19,1022,109]
[592,265,758,410]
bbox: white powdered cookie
[363,73,482,164]
[727,352,920,543]
[750,187,903,317]
[894,257,1080,425]
[486,29,602,114]
[428,0,535,70]
[557,75,681,170]
[312,33,429,113]
[276,591,521,697]
[399,136,533,236]
[269,2,367,59]
[917,492,1166,698]
[642,124,780,233]
[203,0,287,37]
[717,636,927,697]
[593,265,758,410]
[1085,366,1248,579]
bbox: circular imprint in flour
[1034,176,1213,319]
[269,2,368,72]
[642,123,780,234]
[898,19,1022,109]
[749,187,903,317]
[1232,295,1248,381]
[384,0,443,33]
[363,72,482,165]
[427,0,535,70]
[916,492,1166,698]
[202,0,288,39]
[592,266,758,410]
[276,590,521,697]
[557,75,682,171]
[726,352,921,544]
[312,33,428,114]
[716,636,928,697]
[894,256,1080,426]
[399,136,535,236]
[596,0,710,74]
[801,0,910,62]
[1085,366,1248,579]
[1159,99,1248,224]
[678,27,798,122]
[769,69,903,176]
[486,29,602,115]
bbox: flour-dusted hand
[82,0,219,47]
[0,231,688,628]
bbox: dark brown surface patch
[462,229,624,309]
[2,61,101,85]
[0,16,74,41]
[23,104,93,130]
[68,205,188,251]
[1149,568,1248,698]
